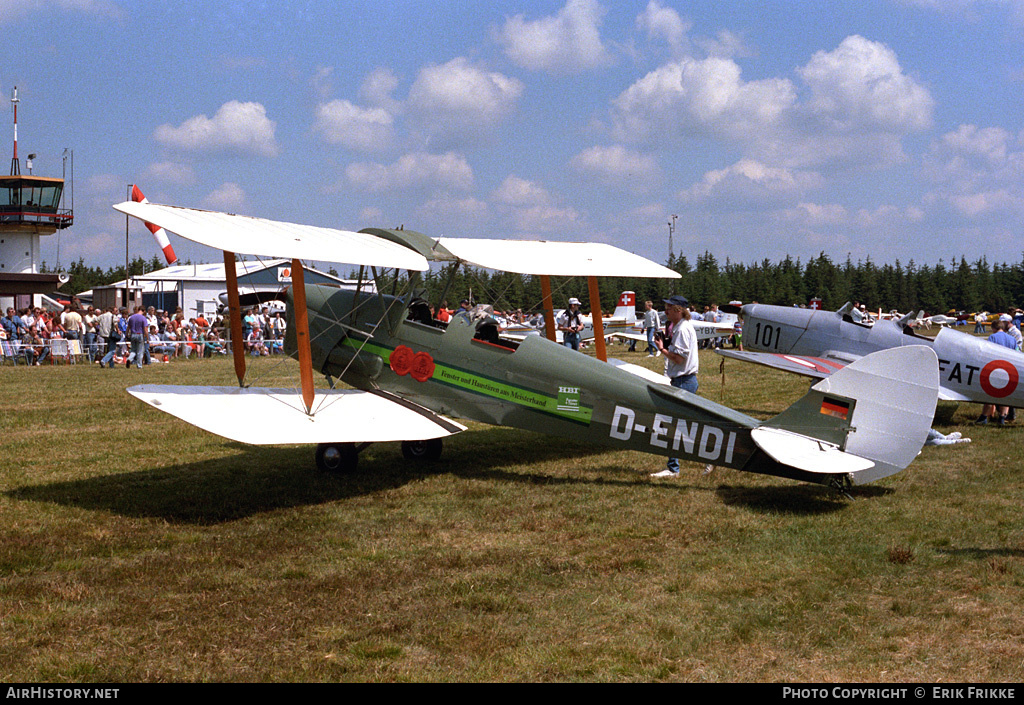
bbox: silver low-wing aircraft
[718,302,1024,407]
[611,316,736,347]
[113,199,940,490]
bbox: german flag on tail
[820,396,851,420]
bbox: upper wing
[715,349,850,379]
[436,237,680,278]
[113,201,430,271]
[127,385,465,445]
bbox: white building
[82,259,373,315]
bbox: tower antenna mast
[667,214,677,264]
[10,86,20,176]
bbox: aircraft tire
[401,438,443,462]
[315,443,359,473]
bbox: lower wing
[715,349,851,379]
[127,385,465,445]
[715,349,967,403]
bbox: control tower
[0,87,73,311]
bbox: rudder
[757,345,939,485]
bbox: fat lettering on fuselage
[939,357,1020,400]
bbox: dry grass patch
[1,349,1023,681]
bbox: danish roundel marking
[980,359,1018,398]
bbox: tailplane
[752,345,939,485]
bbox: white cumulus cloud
[509,204,582,234]
[636,0,691,55]
[0,0,122,24]
[923,124,1024,219]
[681,159,824,204]
[781,202,850,227]
[346,151,474,193]
[407,57,523,148]
[313,100,394,152]
[496,0,613,73]
[154,101,279,158]
[798,35,934,134]
[359,67,402,113]
[493,175,554,207]
[612,35,933,171]
[142,161,196,185]
[572,145,661,188]
[611,56,796,145]
[491,175,581,234]
[201,182,246,211]
[417,194,490,227]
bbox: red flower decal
[389,345,414,376]
[410,351,436,382]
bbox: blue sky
[2,0,1022,271]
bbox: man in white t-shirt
[651,295,699,477]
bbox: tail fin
[613,291,637,324]
[753,345,939,485]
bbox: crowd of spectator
[0,303,287,367]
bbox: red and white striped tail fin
[130,185,178,265]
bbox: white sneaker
[702,464,715,475]
[650,469,678,478]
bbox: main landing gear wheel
[401,438,443,462]
[315,443,360,473]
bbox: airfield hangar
[83,259,371,316]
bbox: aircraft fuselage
[740,303,1024,406]
[290,286,833,484]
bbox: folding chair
[67,339,85,364]
[11,340,30,365]
[0,339,17,365]
[48,338,69,365]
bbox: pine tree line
[47,249,1022,316]
[402,251,1024,315]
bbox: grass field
[2,346,1022,682]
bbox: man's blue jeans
[129,333,144,368]
[666,373,698,473]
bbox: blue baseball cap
[662,295,689,307]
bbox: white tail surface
[780,345,938,484]
[612,291,637,324]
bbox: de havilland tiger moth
[113,197,941,491]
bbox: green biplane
[114,199,939,491]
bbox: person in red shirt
[436,301,451,323]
